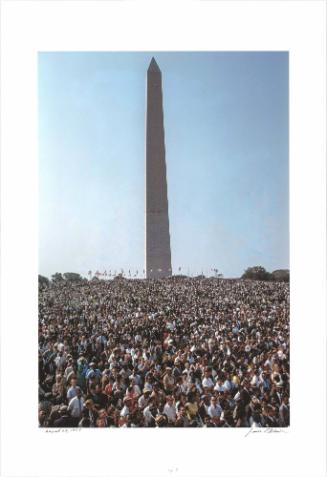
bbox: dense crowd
[39,277,290,428]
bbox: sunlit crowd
[39,277,289,428]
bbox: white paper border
[1,1,326,477]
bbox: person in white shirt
[249,413,262,427]
[202,376,215,389]
[200,394,211,417]
[120,396,133,417]
[55,351,66,371]
[66,377,81,402]
[223,376,232,391]
[214,378,225,392]
[143,381,153,393]
[202,369,214,390]
[143,397,157,427]
[130,371,142,387]
[138,390,151,410]
[126,377,141,397]
[207,396,223,425]
[68,388,84,419]
[57,343,65,353]
[250,372,259,387]
[163,395,177,424]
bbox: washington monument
[145,57,172,279]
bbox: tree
[113,273,125,281]
[241,266,272,281]
[271,269,290,282]
[38,275,49,288]
[63,272,83,282]
[51,272,64,283]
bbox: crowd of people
[39,276,290,428]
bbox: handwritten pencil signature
[245,427,288,437]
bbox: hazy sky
[39,51,289,278]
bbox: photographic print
[38,51,289,429]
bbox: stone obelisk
[145,57,172,279]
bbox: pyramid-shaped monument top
[148,57,161,73]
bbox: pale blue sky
[39,52,289,278]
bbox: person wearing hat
[163,367,175,393]
[86,362,102,384]
[138,389,151,410]
[120,396,133,418]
